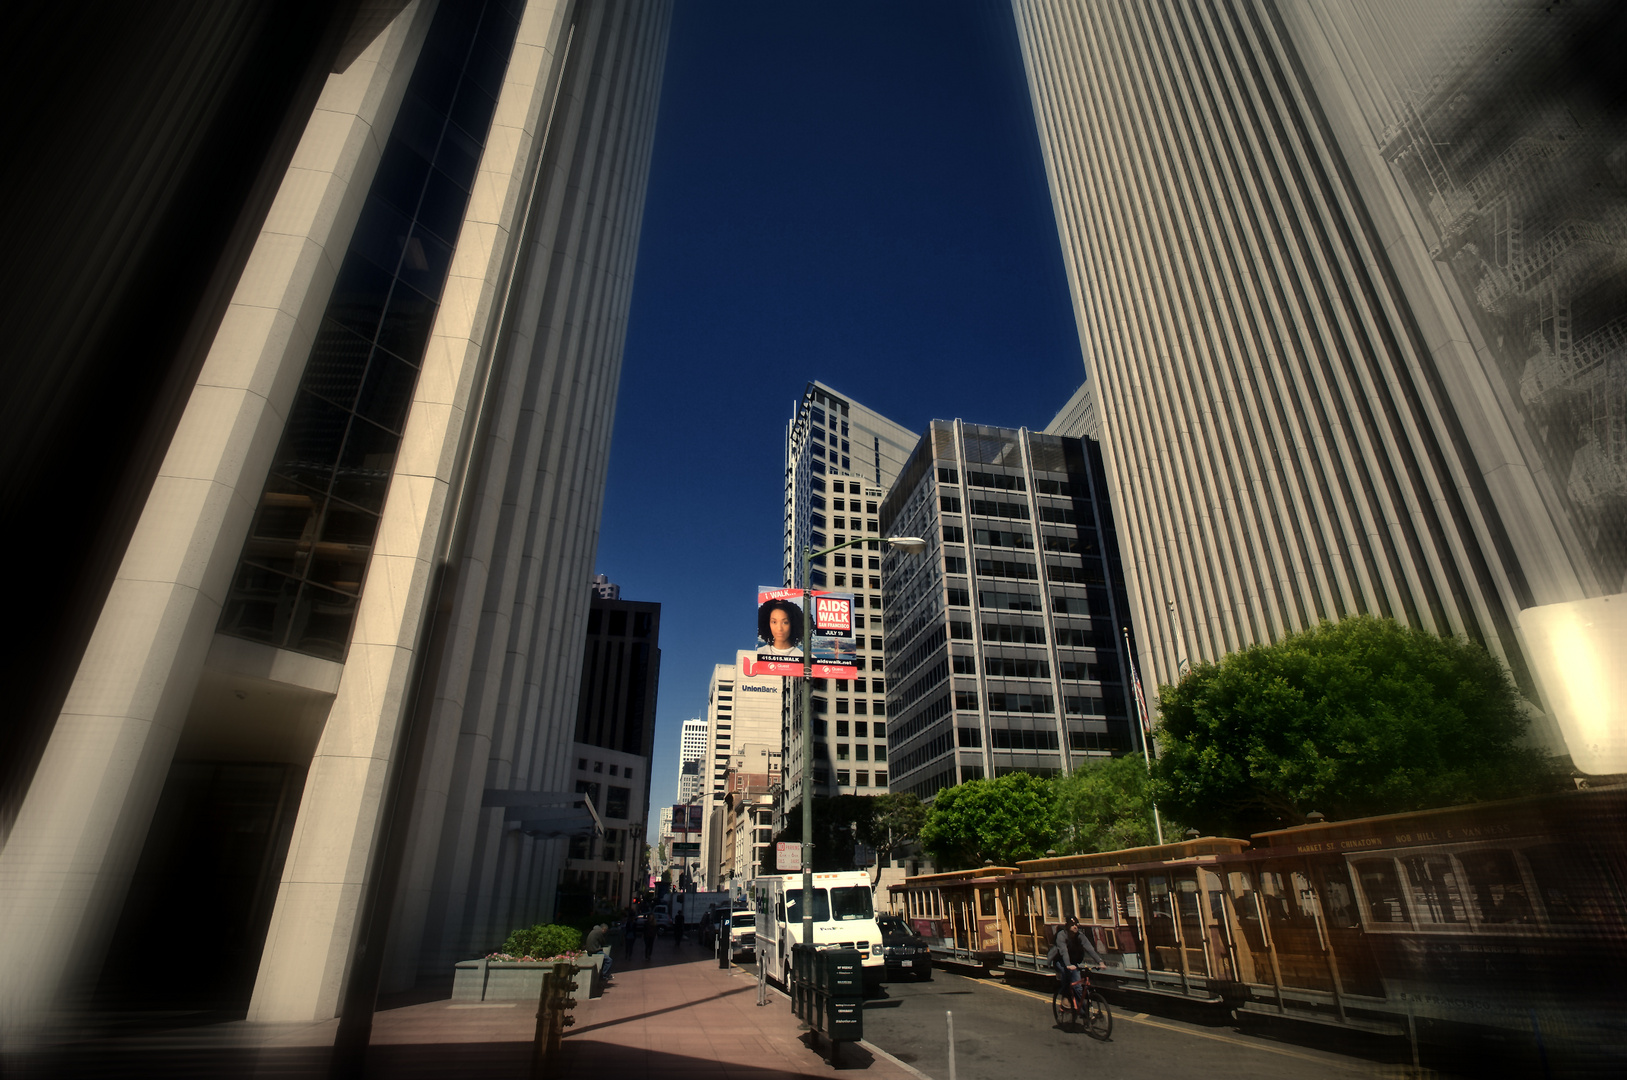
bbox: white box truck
[752,872,884,986]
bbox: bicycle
[1052,969,1113,1040]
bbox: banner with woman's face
[746,585,857,678]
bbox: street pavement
[837,962,1409,1080]
[6,934,1423,1080]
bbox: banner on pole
[743,586,858,679]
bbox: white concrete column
[0,9,431,1045]
[246,0,579,1023]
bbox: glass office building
[880,421,1140,798]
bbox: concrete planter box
[452,959,555,1001]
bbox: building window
[836,770,850,786]
[875,772,887,787]
[874,744,886,762]
[873,722,886,739]
[856,771,870,787]
[853,700,867,715]
[836,720,849,736]
[836,699,849,714]
[854,721,867,737]
[856,745,869,761]
[837,744,850,760]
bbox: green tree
[857,792,927,859]
[1051,754,1166,853]
[1153,615,1567,836]
[920,772,1058,869]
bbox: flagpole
[1123,626,1164,845]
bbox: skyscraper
[567,584,661,909]
[1010,0,1623,769]
[677,716,710,804]
[780,383,918,822]
[0,0,672,1038]
[880,421,1138,797]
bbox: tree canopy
[1051,754,1165,854]
[1152,615,1566,836]
[856,792,927,858]
[920,772,1058,869]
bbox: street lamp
[798,533,926,946]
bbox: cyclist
[1048,916,1104,1005]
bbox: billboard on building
[744,586,857,679]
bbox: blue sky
[592,2,1087,838]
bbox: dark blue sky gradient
[593,2,1087,832]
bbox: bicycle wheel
[1051,988,1073,1028]
[1084,990,1113,1040]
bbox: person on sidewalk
[622,910,638,962]
[643,910,657,959]
[585,922,612,981]
[673,908,685,946]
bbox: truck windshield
[784,886,874,923]
[831,886,874,920]
[785,888,829,922]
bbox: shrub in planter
[501,923,582,959]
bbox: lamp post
[797,533,926,946]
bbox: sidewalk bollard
[947,1011,957,1080]
[757,959,767,1006]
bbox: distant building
[699,662,782,889]
[780,382,918,828]
[676,717,708,804]
[880,421,1140,798]
[720,746,779,894]
[567,593,661,909]
[590,574,622,600]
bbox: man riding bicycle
[1047,916,1104,999]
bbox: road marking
[988,980,1374,1073]
[860,1039,938,1080]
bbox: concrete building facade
[566,586,661,911]
[698,662,781,889]
[1010,0,1623,767]
[0,0,672,1040]
[879,421,1140,798]
[780,383,918,828]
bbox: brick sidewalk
[554,938,924,1080]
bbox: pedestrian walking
[673,908,685,946]
[622,910,637,962]
[642,909,657,959]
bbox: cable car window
[1092,879,1112,922]
[1257,870,1294,923]
[1073,884,1090,920]
[1044,884,1060,919]
[1523,844,1614,926]
[980,888,996,917]
[1147,875,1173,920]
[1316,862,1360,929]
[1403,855,1468,925]
[1229,870,1261,924]
[1459,849,1535,925]
[1060,882,1076,920]
[1354,858,1409,925]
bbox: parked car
[727,909,757,962]
[877,914,932,980]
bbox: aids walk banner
[742,585,857,679]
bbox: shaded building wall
[1010,0,1600,761]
